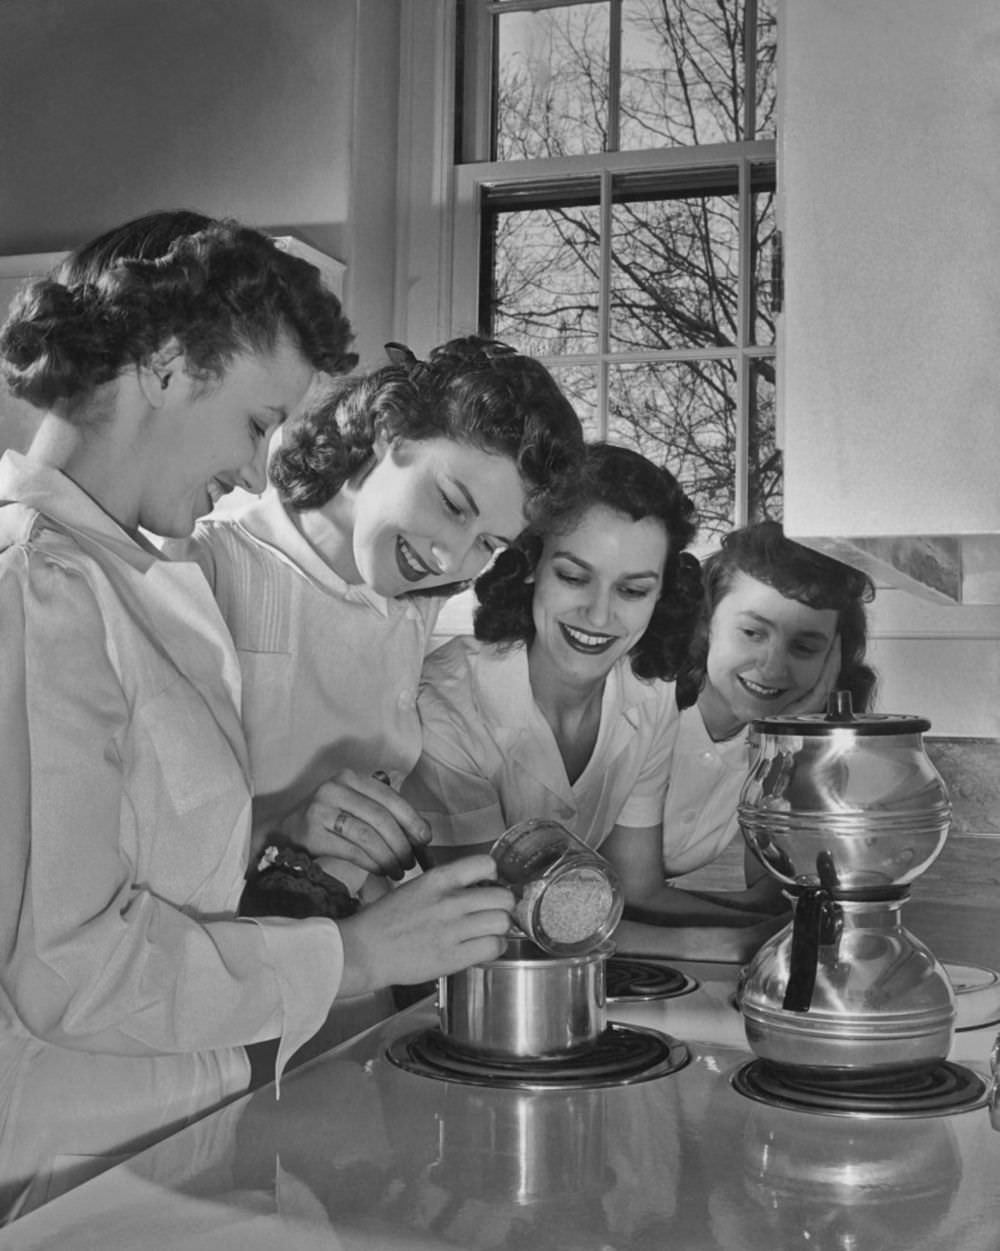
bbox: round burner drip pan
[731,1058,989,1119]
[387,1023,690,1090]
[605,956,698,1002]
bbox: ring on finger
[331,810,350,838]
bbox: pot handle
[782,885,843,1013]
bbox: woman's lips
[395,536,437,583]
[737,674,787,700]
[559,622,617,655]
[205,478,231,508]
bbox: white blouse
[174,488,444,831]
[660,704,751,876]
[404,637,679,849]
[0,453,342,1149]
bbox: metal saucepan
[438,937,610,1060]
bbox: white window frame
[394,0,777,528]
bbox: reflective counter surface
[3,962,1000,1251]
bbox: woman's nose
[239,442,270,495]
[584,586,613,626]
[431,535,482,578]
[758,644,788,681]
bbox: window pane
[495,4,611,159]
[620,0,743,148]
[754,0,777,140]
[751,182,777,346]
[610,181,739,352]
[748,355,781,521]
[544,361,601,439]
[607,359,737,544]
[486,202,602,354]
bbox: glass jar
[490,819,624,956]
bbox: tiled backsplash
[927,737,1000,835]
[676,735,1000,966]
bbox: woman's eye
[250,419,268,442]
[740,627,763,641]
[556,570,585,586]
[620,585,652,600]
[440,490,464,519]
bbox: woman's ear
[137,340,184,408]
[371,422,394,462]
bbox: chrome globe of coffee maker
[736,691,955,1075]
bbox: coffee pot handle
[782,885,843,1012]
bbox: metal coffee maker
[736,691,955,1076]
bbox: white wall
[867,588,1000,738]
[0,0,402,365]
[777,0,1000,737]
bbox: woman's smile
[395,535,438,582]
[736,674,788,700]
[559,623,618,655]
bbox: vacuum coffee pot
[736,692,955,1074]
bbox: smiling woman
[401,442,701,853]
[169,336,585,898]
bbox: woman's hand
[336,855,513,996]
[286,768,433,881]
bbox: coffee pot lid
[751,690,931,737]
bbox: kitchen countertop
[4,959,1000,1251]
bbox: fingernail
[412,843,433,873]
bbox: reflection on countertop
[3,962,1000,1251]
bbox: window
[451,0,778,546]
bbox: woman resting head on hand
[676,519,877,736]
[634,520,878,954]
[0,210,515,1206]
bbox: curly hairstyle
[473,442,703,682]
[269,336,584,516]
[674,520,878,711]
[0,209,356,415]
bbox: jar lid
[751,690,931,737]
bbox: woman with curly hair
[173,337,585,891]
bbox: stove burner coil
[605,956,698,1002]
[386,1023,690,1089]
[731,1058,989,1118]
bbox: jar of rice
[490,819,624,956]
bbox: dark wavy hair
[473,442,703,681]
[0,209,356,414]
[674,520,878,711]
[269,336,584,519]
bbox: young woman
[0,212,513,1214]
[650,520,877,897]
[173,337,585,893]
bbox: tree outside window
[456,0,778,547]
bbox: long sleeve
[0,535,341,1061]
